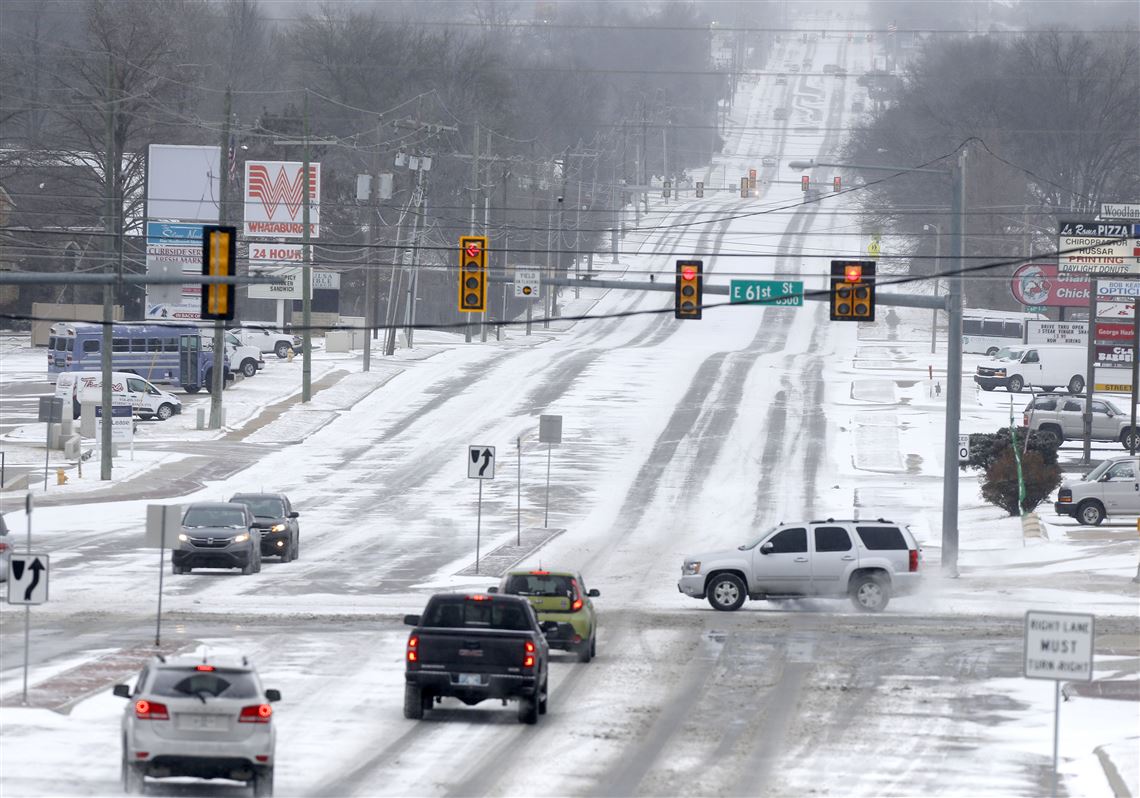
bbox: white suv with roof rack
[678,518,923,612]
[113,653,281,796]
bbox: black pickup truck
[403,593,550,724]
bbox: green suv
[492,570,599,662]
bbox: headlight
[177,533,189,542]
[233,533,250,544]
[994,369,1006,377]
[270,524,286,533]
[683,561,701,576]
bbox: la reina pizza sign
[243,161,320,239]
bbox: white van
[973,345,1086,394]
[55,372,183,421]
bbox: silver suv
[1023,393,1140,450]
[113,654,280,796]
[173,502,262,575]
[1055,455,1140,525]
[678,519,922,612]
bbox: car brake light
[909,549,919,572]
[571,598,583,611]
[529,570,550,575]
[523,639,536,668]
[134,700,169,720]
[239,704,272,723]
[0,542,8,553]
[407,635,419,663]
[467,594,490,601]
[1022,415,1028,426]
[195,665,215,671]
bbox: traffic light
[458,235,488,312]
[201,225,236,321]
[675,260,703,319]
[830,260,876,322]
[696,181,704,198]
[801,175,810,192]
[833,176,842,192]
[749,168,757,191]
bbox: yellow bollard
[287,347,295,362]
[56,468,68,485]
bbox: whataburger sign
[244,161,320,239]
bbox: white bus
[961,310,1043,356]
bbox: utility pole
[941,148,967,577]
[301,92,312,403]
[100,54,115,480]
[209,87,232,428]
[467,120,479,343]
[363,122,380,372]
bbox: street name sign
[1024,610,1094,682]
[729,280,804,307]
[8,554,49,604]
[1101,203,1140,221]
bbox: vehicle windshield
[150,669,259,699]
[739,527,778,550]
[503,574,576,600]
[422,599,531,631]
[994,347,1024,360]
[182,507,247,528]
[231,497,285,518]
[1082,460,1114,482]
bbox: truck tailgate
[416,628,532,672]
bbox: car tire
[241,359,258,378]
[184,385,200,394]
[849,574,891,612]
[576,639,592,663]
[1068,375,1085,394]
[290,536,299,561]
[591,636,596,657]
[138,413,153,421]
[1077,500,1106,526]
[538,678,549,715]
[1006,375,1024,393]
[706,573,747,611]
[156,403,175,421]
[1122,429,1139,451]
[122,749,144,795]
[275,342,290,359]
[1036,426,1062,448]
[241,558,254,576]
[403,684,425,720]
[254,553,262,574]
[252,766,274,798]
[980,385,994,392]
[517,694,539,725]
[985,347,999,356]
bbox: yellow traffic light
[830,260,875,322]
[458,235,488,312]
[675,259,703,319]
[201,225,236,321]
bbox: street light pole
[790,154,966,576]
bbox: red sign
[1097,322,1134,341]
[1010,263,1089,307]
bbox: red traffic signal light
[801,176,810,192]
[830,260,875,322]
[201,225,236,321]
[833,176,842,192]
[675,260,703,319]
[458,235,488,312]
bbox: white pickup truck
[202,332,264,378]
[228,324,303,359]
[678,519,923,612]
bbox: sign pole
[22,494,32,705]
[1051,681,1060,798]
[516,437,522,546]
[42,415,52,491]
[544,443,552,529]
[476,479,483,575]
[155,506,166,647]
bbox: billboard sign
[1010,263,1089,307]
[1095,344,1133,369]
[146,144,220,223]
[244,161,320,238]
[1095,322,1133,342]
[1024,321,1086,346]
[1100,203,1140,221]
[145,222,206,318]
[1058,220,1138,275]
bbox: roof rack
[808,518,895,524]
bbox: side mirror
[487,586,499,593]
[288,511,299,519]
[265,689,281,703]
[113,684,131,698]
[587,589,600,597]
[403,614,421,626]
[760,542,774,555]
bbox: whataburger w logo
[247,164,315,220]
[244,160,320,239]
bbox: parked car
[491,569,599,662]
[1055,455,1140,525]
[228,493,301,561]
[229,324,303,359]
[173,503,261,575]
[403,593,550,724]
[113,653,280,796]
[56,371,182,421]
[973,345,1085,393]
[204,332,264,378]
[678,519,922,612]
[1023,393,1140,450]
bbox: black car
[228,493,301,561]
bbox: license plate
[176,714,227,731]
[457,673,483,686]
